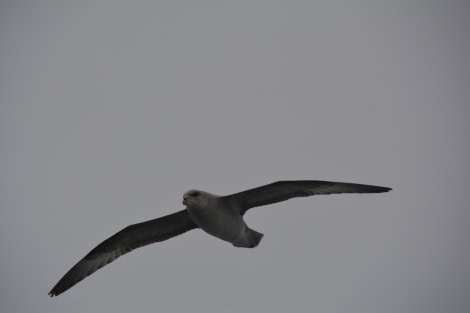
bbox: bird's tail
[233,228,264,248]
[247,229,264,248]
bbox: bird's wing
[222,180,391,215]
[48,209,197,297]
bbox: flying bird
[49,180,391,297]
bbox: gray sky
[1,2,469,313]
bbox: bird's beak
[182,199,186,205]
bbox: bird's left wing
[222,180,391,215]
[49,209,197,297]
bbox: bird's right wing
[222,180,391,215]
[49,209,197,297]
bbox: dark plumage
[49,180,391,297]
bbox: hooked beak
[182,199,187,205]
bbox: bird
[48,180,391,297]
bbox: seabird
[49,180,391,296]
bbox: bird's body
[184,190,263,247]
[49,180,391,297]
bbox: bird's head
[182,189,212,208]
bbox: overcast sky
[1,2,469,313]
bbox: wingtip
[377,187,392,193]
[48,284,65,297]
[369,184,392,193]
[48,289,58,297]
